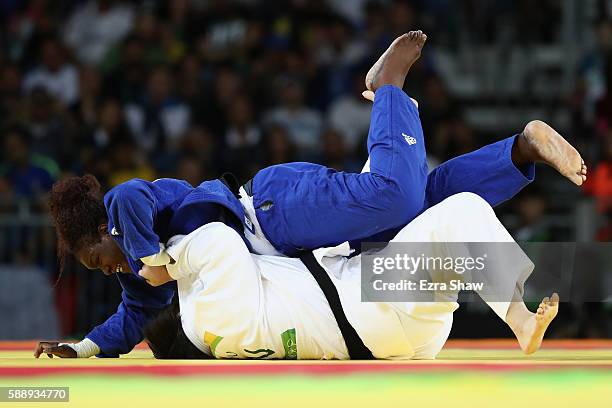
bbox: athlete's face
[76,225,131,276]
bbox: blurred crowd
[0,1,611,337]
[0,0,607,205]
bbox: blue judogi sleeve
[84,269,176,357]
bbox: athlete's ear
[98,224,109,235]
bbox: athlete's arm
[104,179,164,262]
[83,274,175,357]
[35,274,175,358]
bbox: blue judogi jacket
[85,178,246,357]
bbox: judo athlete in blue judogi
[36,31,586,359]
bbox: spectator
[106,139,155,187]
[124,66,191,154]
[595,53,612,136]
[196,1,253,63]
[76,66,103,126]
[176,54,205,114]
[23,87,71,163]
[0,64,24,124]
[89,99,133,152]
[420,75,460,143]
[179,125,220,179]
[584,133,612,213]
[512,190,552,242]
[23,36,79,107]
[225,96,262,149]
[0,128,56,199]
[210,66,244,122]
[595,210,612,241]
[314,18,367,102]
[264,78,322,158]
[328,0,369,26]
[327,71,372,153]
[577,19,612,124]
[223,96,264,180]
[263,124,296,166]
[132,12,166,66]
[102,35,148,102]
[321,128,361,172]
[387,0,418,39]
[176,155,205,188]
[63,0,135,65]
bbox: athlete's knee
[440,192,495,218]
[372,175,425,223]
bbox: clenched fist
[139,265,173,287]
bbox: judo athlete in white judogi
[144,192,559,360]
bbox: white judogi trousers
[315,192,533,359]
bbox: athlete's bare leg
[505,291,559,354]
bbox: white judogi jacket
[166,193,533,360]
[165,221,339,359]
[166,222,414,360]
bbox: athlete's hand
[139,265,173,287]
[34,341,77,358]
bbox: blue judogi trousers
[253,85,534,255]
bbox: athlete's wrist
[60,338,100,358]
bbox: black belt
[242,178,254,197]
[219,173,253,198]
[299,251,374,360]
[217,172,244,232]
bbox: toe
[570,174,583,186]
[362,90,375,102]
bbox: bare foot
[511,293,560,355]
[365,30,427,92]
[515,120,587,186]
